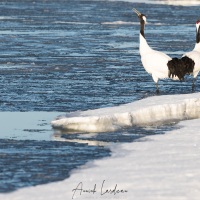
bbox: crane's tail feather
[167,56,195,81]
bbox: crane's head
[133,8,147,25]
[196,19,200,43]
[196,19,200,30]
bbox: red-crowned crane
[133,8,173,93]
[168,20,200,90]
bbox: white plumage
[167,20,200,88]
[183,21,200,86]
[133,8,172,93]
[139,34,171,83]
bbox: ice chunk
[51,93,200,132]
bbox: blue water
[0,0,199,193]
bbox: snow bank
[2,117,200,200]
[51,93,200,132]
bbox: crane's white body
[183,43,200,78]
[182,22,200,79]
[139,33,171,83]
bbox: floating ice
[51,93,200,133]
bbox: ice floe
[51,93,200,133]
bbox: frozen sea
[0,0,200,196]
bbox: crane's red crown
[196,20,200,24]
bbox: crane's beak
[132,8,141,17]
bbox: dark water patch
[0,139,111,193]
[23,129,49,133]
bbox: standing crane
[133,8,174,93]
[168,20,200,90]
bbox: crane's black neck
[140,20,145,38]
[140,22,145,38]
[196,26,200,43]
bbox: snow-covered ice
[51,93,200,132]
[1,92,200,200]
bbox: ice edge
[51,94,200,132]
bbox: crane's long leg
[155,82,159,94]
[152,75,159,94]
[192,72,199,91]
[192,77,196,91]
